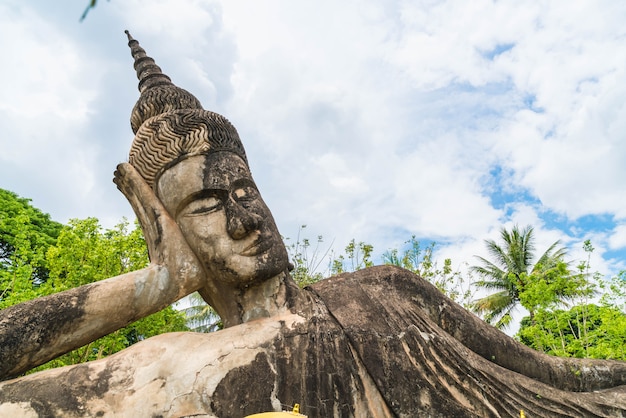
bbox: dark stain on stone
[0,284,92,379]
[0,361,114,416]
[211,352,275,418]
[283,275,302,311]
[152,208,163,249]
[272,302,361,418]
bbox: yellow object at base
[245,404,306,418]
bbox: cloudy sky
[2,0,626,283]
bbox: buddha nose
[226,199,260,240]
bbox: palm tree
[470,225,567,329]
[179,292,222,333]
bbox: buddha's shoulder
[309,265,426,299]
[307,266,438,331]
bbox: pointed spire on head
[125,30,204,134]
[125,30,172,92]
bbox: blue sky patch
[481,43,515,60]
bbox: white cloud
[0,2,105,222]
[609,225,626,251]
[2,0,626,281]
[484,2,626,220]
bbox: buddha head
[125,31,290,290]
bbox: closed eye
[181,196,223,216]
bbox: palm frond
[472,278,509,290]
[484,239,510,270]
[472,291,513,314]
[534,240,567,271]
[470,256,506,279]
[472,291,516,329]
[182,292,222,333]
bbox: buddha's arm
[0,164,206,380]
[0,261,202,380]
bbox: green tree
[0,189,63,307]
[284,225,332,287]
[43,218,147,292]
[284,226,374,286]
[330,239,374,275]
[599,270,626,312]
[518,304,626,360]
[470,225,568,329]
[517,244,626,360]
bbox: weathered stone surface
[311,266,626,417]
[0,295,392,417]
[0,284,91,379]
[1,267,624,417]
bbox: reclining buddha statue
[0,32,624,417]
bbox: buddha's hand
[113,163,205,296]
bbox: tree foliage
[0,189,63,307]
[517,243,626,360]
[330,239,374,275]
[284,225,332,287]
[470,225,569,328]
[518,303,626,360]
[180,292,222,333]
[284,225,374,287]
[284,229,473,308]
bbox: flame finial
[125,30,172,92]
[125,30,204,134]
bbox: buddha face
[156,152,289,287]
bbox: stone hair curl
[129,109,248,189]
[130,85,203,134]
